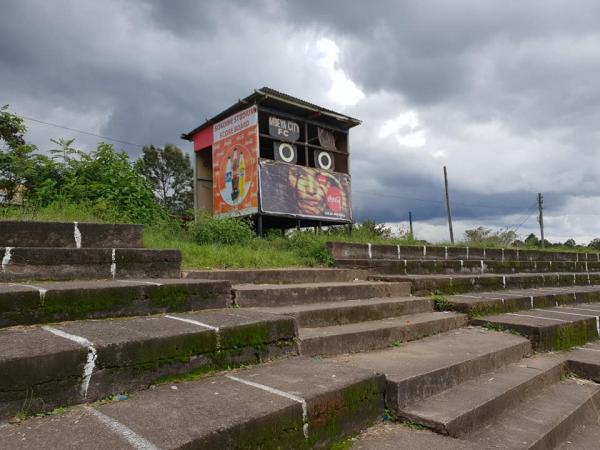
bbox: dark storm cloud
[1,0,599,240]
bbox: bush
[285,231,334,266]
[189,213,255,245]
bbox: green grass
[3,201,598,270]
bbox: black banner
[259,160,352,221]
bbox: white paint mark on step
[480,260,485,273]
[2,247,13,272]
[85,406,160,450]
[397,245,401,260]
[367,243,372,259]
[9,283,47,302]
[423,245,427,257]
[530,296,534,309]
[164,315,221,349]
[115,280,163,286]
[460,260,464,271]
[225,374,309,439]
[502,276,506,289]
[74,221,82,249]
[466,247,469,260]
[506,313,569,322]
[444,246,448,260]
[516,249,520,260]
[110,248,116,279]
[42,326,96,397]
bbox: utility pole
[537,192,545,249]
[443,166,455,244]
[408,211,414,239]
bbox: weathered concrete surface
[300,312,468,356]
[0,279,232,327]
[449,285,600,316]
[564,340,600,382]
[0,247,181,282]
[465,378,600,449]
[0,221,143,248]
[327,241,599,262]
[350,422,477,450]
[399,355,564,437]
[558,419,600,449]
[183,267,368,284]
[370,272,600,295]
[233,281,412,307]
[250,297,432,327]
[473,304,600,351]
[337,257,600,275]
[332,327,531,414]
[0,309,297,419]
[0,358,384,449]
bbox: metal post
[443,166,455,244]
[409,211,414,239]
[257,214,263,238]
[538,193,545,249]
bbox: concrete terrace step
[465,378,600,449]
[299,312,468,357]
[337,257,600,275]
[449,285,600,316]
[0,247,181,282]
[370,272,600,295]
[0,221,143,248]
[399,355,564,437]
[0,309,296,419]
[183,267,368,284]
[249,297,433,327]
[232,280,411,307]
[332,327,531,414]
[0,358,385,449]
[473,303,600,351]
[0,279,232,327]
[350,423,477,450]
[328,241,599,262]
[559,419,600,449]
[565,341,600,382]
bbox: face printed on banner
[288,166,347,217]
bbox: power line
[17,114,145,148]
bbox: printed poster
[259,159,352,222]
[212,106,259,218]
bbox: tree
[463,226,517,246]
[524,233,540,246]
[137,144,193,215]
[588,239,600,250]
[563,238,576,247]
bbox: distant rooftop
[182,87,361,140]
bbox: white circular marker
[278,143,295,163]
[317,151,333,170]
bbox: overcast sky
[2,0,600,243]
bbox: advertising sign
[259,159,352,221]
[268,116,300,142]
[212,106,258,218]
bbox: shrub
[189,213,255,245]
[285,231,334,266]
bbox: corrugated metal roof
[182,87,361,140]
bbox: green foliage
[137,144,193,215]
[463,226,517,246]
[189,213,255,245]
[431,292,451,311]
[285,231,335,266]
[589,238,600,250]
[357,219,392,238]
[0,105,163,223]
